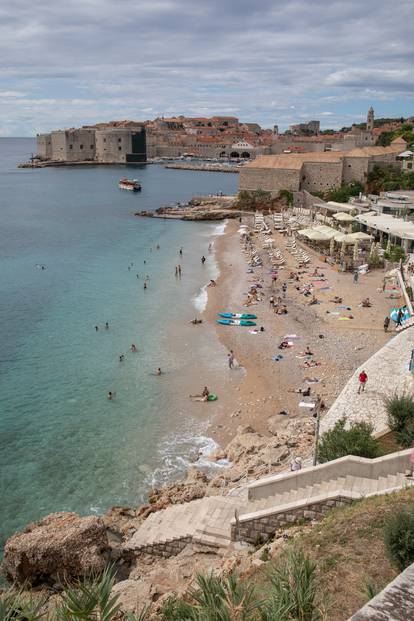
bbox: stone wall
[133,536,193,559]
[231,496,353,543]
[51,129,96,162]
[95,129,132,163]
[301,161,343,193]
[342,156,369,184]
[36,133,52,160]
[239,167,301,195]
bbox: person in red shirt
[358,370,368,394]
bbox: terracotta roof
[243,152,344,171]
[345,145,402,157]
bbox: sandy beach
[204,217,399,452]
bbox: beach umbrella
[353,241,359,262]
[332,212,355,222]
[347,232,372,241]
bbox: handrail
[247,449,412,501]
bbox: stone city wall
[301,161,343,193]
[239,167,301,195]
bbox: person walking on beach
[282,283,287,298]
[396,308,405,327]
[353,270,359,284]
[201,256,206,264]
[384,316,390,332]
[175,266,178,277]
[358,370,368,394]
[228,350,235,369]
[178,265,182,277]
[405,446,414,477]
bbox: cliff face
[2,512,109,586]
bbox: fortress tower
[367,106,374,132]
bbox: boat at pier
[118,178,141,191]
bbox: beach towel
[284,334,300,339]
[272,354,284,361]
[338,317,352,320]
[327,311,340,316]
[299,402,316,408]
[318,287,332,291]
[336,306,352,310]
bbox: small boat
[118,178,141,192]
[218,313,257,319]
[217,319,256,327]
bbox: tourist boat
[118,178,141,192]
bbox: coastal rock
[225,429,266,463]
[2,512,108,586]
[261,446,290,466]
[103,506,143,540]
[138,469,208,519]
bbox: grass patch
[251,487,414,620]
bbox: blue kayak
[217,319,257,327]
[218,312,257,320]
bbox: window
[80,144,83,150]
[69,144,73,149]
[118,138,121,142]
[90,145,93,149]
[118,146,121,151]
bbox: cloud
[0,0,413,135]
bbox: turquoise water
[0,139,238,548]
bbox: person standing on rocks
[358,370,368,394]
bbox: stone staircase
[126,450,414,557]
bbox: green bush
[317,418,381,463]
[264,548,323,620]
[278,189,294,205]
[385,393,414,447]
[384,508,414,570]
[236,189,272,211]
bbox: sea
[0,138,239,550]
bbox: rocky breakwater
[164,163,240,173]
[136,195,246,221]
[1,419,314,611]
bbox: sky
[0,0,413,136]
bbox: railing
[246,449,412,501]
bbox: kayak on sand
[218,312,257,319]
[217,319,257,326]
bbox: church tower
[367,106,374,132]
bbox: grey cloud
[0,0,413,135]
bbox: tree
[327,181,364,203]
[384,508,414,570]
[317,418,381,463]
[385,393,414,447]
[278,189,294,205]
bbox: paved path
[321,329,414,435]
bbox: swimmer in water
[156,367,162,375]
[95,326,99,331]
[179,247,183,256]
[131,344,137,352]
[107,391,114,400]
[201,256,206,264]
[119,354,124,362]
[144,282,147,290]
[105,322,109,330]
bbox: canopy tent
[299,225,337,240]
[302,230,333,241]
[332,212,355,222]
[346,231,372,241]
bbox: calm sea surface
[0,138,238,548]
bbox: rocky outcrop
[138,469,208,519]
[2,512,109,586]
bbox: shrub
[264,547,323,620]
[236,189,272,211]
[278,189,294,205]
[384,508,414,570]
[317,418,381,463]
[385,393,414,447]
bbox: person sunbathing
[278,340,290,349]
[330,296,343,304]
[361,298,372,308]
[309,296,318,305]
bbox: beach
[203,217,396,455]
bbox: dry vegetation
[253,487,414,620]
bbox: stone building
[50,129,96,162]
[36,133,52,160]
[95,126,146,163]
[239,145,402,196]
